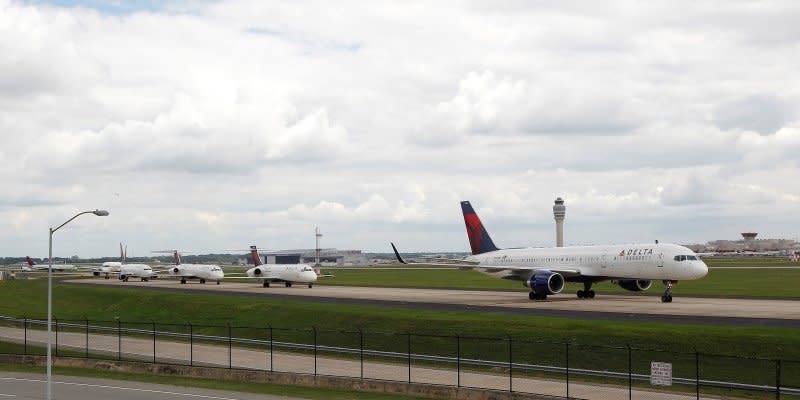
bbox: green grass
[0,363,431,400]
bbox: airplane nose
[695,261,709,279]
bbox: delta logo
[619,248,654,256]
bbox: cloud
[713,94,792,135]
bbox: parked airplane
[244,245,318,288]
[164,250,224,284]
[92,243,125,279]
[25,257,77,272]
[392,201,708,303]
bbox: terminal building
[686,232,799,254]
[255,249,368,266]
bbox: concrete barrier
[0,355,562,400]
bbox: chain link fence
[0,315,796,400]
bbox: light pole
[47,209,108,400]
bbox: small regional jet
[244,245,318,288]
[92,243,125,278]
[24,257,76,272]
[392,201,708,303]
[163,250,224,284]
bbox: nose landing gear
[661,280,673,303]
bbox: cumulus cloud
[1,0,799,256]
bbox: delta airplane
[24,257,77,272]
[392,201,708,303]
[244,245,318,288]
[105,244,157,282]
[92,243,125,279]
[165,250,224,284]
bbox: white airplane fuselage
[467,243,707,282]
[119,264,157,281]
[246,264,318,284]
[170,264,224,282]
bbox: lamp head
[93,209,110,216]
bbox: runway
[67,279,800,327]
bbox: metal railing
[1,315,797,399]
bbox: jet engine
[617,279,653,292]
[172,267,180,274]
[251,268,262,276]
[524,271,565,294]
[92,271,100,276]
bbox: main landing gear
[262,280,270,288]
[529,292,547,300]
[308,283,313,288]
[285,281,292,288]
[180,278,187,284]
[661,281,673,303]
[577,282,596,299]
[199,279,206,284]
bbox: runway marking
[0,377,239,400]
[0,394,16,397]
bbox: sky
[1,0,799,258]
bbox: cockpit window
[686,255,697,261]
[674,255,697,261]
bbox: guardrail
[1,315,797,399]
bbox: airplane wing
[390,243,582,278]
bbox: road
[0,371,303,400]
[0,324,729,400]
[68,279,800,327]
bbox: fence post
[566,342,570,399]
[508,335,513,393]
[695,350,700,400]
[313,326,317,376]
[152,321,156,364]
[358,328,363,380]
[228,323,232,369]
[407,332,411,383]
[23,317,27,355]
[189,322,193,367]
[54,317,58,357]
[117,319,121,361]
[456,334,460,388]
[85,317,89,359]
[269,325,273,372]
[776,359,781,400]
[627,345,632,400]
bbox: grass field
[0,279,797,359]
[313,257,800,298]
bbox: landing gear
[308,283,313,288]
[285,281,292,288]
[262,281,270,288]
[180,278,187,284]
[529,291,547,300]
[661,280,674,303]
[577,282,596,299]
[141,278,148,282]
[104,275,110,280]
[216,280,221,285]
[199,279,206,284]
[121,275,129,282]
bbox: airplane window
[674,256,681,261]
[687,255,697,260]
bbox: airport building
[257,249,368,266]
[686,233,799,254]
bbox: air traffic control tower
[553,197,566,247]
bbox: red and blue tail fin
[25,256,36,266]
[461,201,499,255]
[249,245,263,266]
[173,250,181,265]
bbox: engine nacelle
[92,271,100,276]
[252,268,262,276]
[617,279,653,292]
[172,267,180,273]
[524,271,565,295]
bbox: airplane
[391,201,708,303]
[92,243,125,279]
[163,250,224,284]
[243,245,318,288]
[24,257,77,272]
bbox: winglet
[390,242,408,264]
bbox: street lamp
[47,209,108,400]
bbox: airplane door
[601,255,607,269]
[657,252,664,268]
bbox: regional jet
[392,201,708,303]
[24,257,76,272]
[94,243,157,282]
[244,245,318,288]
[163,250,224,284]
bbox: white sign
[650,361,672,386]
